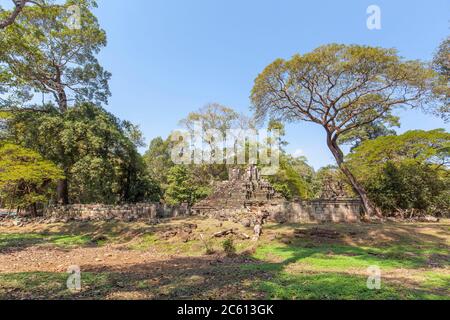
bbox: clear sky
[4,0,449,169]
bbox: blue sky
[3,0,449,169]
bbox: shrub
[222,238,236,256]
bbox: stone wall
[0,208,17,216]
[267,199,362,223]
[2,199,361,224]
[44,203,191,221]
[192,166,362,224]
[199,199,362,223]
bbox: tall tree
[432,37,449,122]
[0,143,63,215]
[0,0,110,112]
[4,103,157,204]
[0,0,46,30]
[347,130,450,216]
[164,165,210,206]
[0,0,110,204]
[179,103,255,184]
[144,137,175,191]
[251,44,439,218]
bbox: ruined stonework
[264,199,362,223]
[44,203,190,221]
[193,165,283,213]
[1,166,361,223]
[192,166,362,223]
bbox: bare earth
[0,217,449,300]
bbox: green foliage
[348,130,450,216]
[179,103,254,135]
[348,129,449,168]
[0,0,113,204]
[164,165,210,206]
[4,103,159,204]
[0,0,110,110]
[268,154,315,200]
[0,143,63,213]
[199,233,215,255]
[145,105,255,204]
[263,121,315,200]
[364,162,449,216]
[251,44,438,126]
[222,238,236,256]
[432,37,450,122]
[143,137,174,191]
[433,37,450,78]
[339,114,400,149]
[178,103,252,187]
[251,44,441,216]
[312,166,354,199]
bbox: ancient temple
[192,165,283,217]
[192,165,363,223]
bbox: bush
[222,238,236,256]
[365,162,448,217]
[199,234,215,255]
[0,143,64,216]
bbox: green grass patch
[129,234,159,250]
[422,272,450,291]
[0,233,93,249]
[252,242,442,270]
[254,272,449,300]
[49,235,92,247]
[0,272,114,300]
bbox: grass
[255,272,448,300]
[0,272,114,300]
[0,218,449,300]
[128,218,255,256]
[0,232,93,249]
[243,221,450,300]
[251,243,431,270]
[243,243,450,299]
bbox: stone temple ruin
[193,165,363,224]
[193,165,283,215]
[2,165,362,225]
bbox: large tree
[0,0,110,204]
[144,137,175,192]
[164,165,210,206]
[0,0,47,29]
[251,44,439,218]
[432,37,450,122]
[0,0,110,112]
[347,130,450,217]
[4,103,157,204]
[179,103,255,184]
[0,143,63,215]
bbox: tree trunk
[0,0,26,29]
[326,132,382,220]
[57,178,69,205]
[57,87,68,113]
[55,81,69,205]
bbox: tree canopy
[251,44,441,218]
[4,103,158,204]
[347,130,450,216]
[0,142,63,214]
[432,37,449,122]
[0,0,47,29]
[0,0,110,112]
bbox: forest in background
[0,0,448,218]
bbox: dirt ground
[0,217,449,300]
